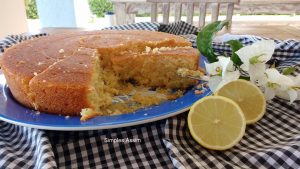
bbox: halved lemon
[188,96,246,150]
[215,79,266,124]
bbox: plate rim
[0,106,191,131]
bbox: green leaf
[239,76,250,81]
[226,40,244,66]
[197,21,229,63]
[282,67,296,75]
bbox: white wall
[0,0,28,39]
[74,0,92,27]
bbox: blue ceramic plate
[0,56,211,130]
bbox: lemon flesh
[216,79,266,124]
[188,96,246,150]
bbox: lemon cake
[1,30,200,120]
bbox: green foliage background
[25,0,38,19]
[88,0,113,17]
[24,0,113,19]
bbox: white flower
[248,63,267,85]
[205,61,222,76]
[281,74,300,103]
[264,68,297,103]
[236,40,276,71]
[205,56,240,92]
[235,40,276,85]
[265,68,294,90]
[275,90,299,103]
[293,74,300,86]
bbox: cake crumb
[145,46,151,53]
[16,61,25,67]
[59,49,65,53]
[177,68,204,79]
[159,47,172,51]
[35,111,40,115]
[33,72,38,76]
[152,47,160,54]
[196,84,202,90]
[114,109,121,115]
[37,62,44,66]
[194,90,203,95]
[107,109,112,114]
[32,103,38,110]
[79,37,85,44]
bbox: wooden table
[223,21,300,40]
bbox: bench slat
[187,3,194,24]
[162,3,170,24]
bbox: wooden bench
[111,0,299,26]
[147,0,239,29]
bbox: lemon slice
[188,96,246,150]
[215,79,266,124]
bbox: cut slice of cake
[29,48,111,116]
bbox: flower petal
[287,89,298,103]
[208,76,222,92]
[236,40,275,71]
[256,40,276,62]
[276,90,300,102]
[223,70,240,81]
[265,68,280,83]
[264,87,276,100]
[248,63,266,84]
[293,74,300,87]
[205,61,220,75]
[218,56,234,72]
[217,71,240,92]
[265,68,294,87]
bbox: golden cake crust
[1,30,200,116]
[29,48,98,115]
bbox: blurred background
[0,0,299,39]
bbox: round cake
[1,30,200,120]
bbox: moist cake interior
[81,45,198,121]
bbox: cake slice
[29,48,111,116]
